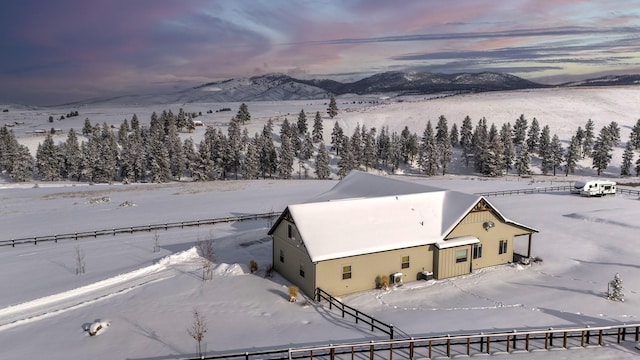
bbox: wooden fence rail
[183,323,640,360]
[0,212,279,248]
[477,185,640,197]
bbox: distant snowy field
[1,87,640,359]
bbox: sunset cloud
[1,0,639,105]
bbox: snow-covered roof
[435,236,480,249]
[270,171,537,262]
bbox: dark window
[342,265,352,280]
[279,249,284,263]
[299,263,305,277]
[401,255,410,269]
[287,224,293,238]
[473,243,483,259]
[499,240,508,255]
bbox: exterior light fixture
[483,221,495,231]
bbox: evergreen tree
[564,135,581,175]
[539,125,552,175]
[449,123,459,147]
[512,114,528,147]
[621,141,634,176]
[526,117,540,154]
[592,126,613,175]
[81,131,101,182]
[583,119,595,157]
[296,109,308,135]
[82,118,93,136]
[400,126,418,164]
[377,126,390,168]
[10,145,34,182]
[36,134,61,181]
[314,143,331,179]
[350,124,362,167]
[130,113,140,131]
[236,103,251,124]
[574,126,585,157]
[549,134,564,176]
[242,137,260,179]
[514,145,531,176]
[330,121,344,155]
[278,134,294,179]
[362,127,377,170]
[182,137,197,178]
[499,123,514,174]
[327,96,338,118]
[607,273,624,302]
[419,121,438,176]
[337,136,356,178]
[460,115,474,167]
[630,118,640,150]
[388,132,402,173]
[167,122,186,180]
[226,117,243,179]
[636,156,640,177]
[435,115,453,175]
[147,118,171,183]
[259,132,277,179]
[176,108,187,132]
[485,127,504,177]
[118,118,130,144]
[606,121,621,148]
[299,133,314,161]
[62,128,82,181]
[194,138,214,181]
[472,117,489,173]
[312,111,323,143]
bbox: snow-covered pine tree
[362,127,377,170]
[449,123,459,147]
[350,124,363,167]
[297,109,308,136]
[607,273,624,302]
[500,123,514,175]
[514,145,531,176]
[236,103,251,124]
[630,118,640,150]
[330,121,344,155]
[278,134,294,179]
[606,121,621,148]
[574,126,584,157]
[472,117,489,174]
[327,96,338,118]
[592,126,613,176]
[539,125,552,175]
[400,126,419,165]
[435,115,452,176]
[376,126,390,168]
[460,115,474,167]
[242,137,259,179]
[176,108,187,132]
[337,136,356,178]
[583,119,595,157]
[564,135,581,175]
[512,114,528,148]
[298,133,314,161]
[82,117,93,136]
[550,134,564,176]
[226,116,243,180]
[258,131,277,179]
[62,128,83,181]
[312,111,323,143]
[314,143,331,180]
[620,141,634,176]
[193,138,214,181]
[485,128,504,177]
[526,117,540,155]
[182,137,197,178]
[388,131,402,173]
[419,121,438,176]
[36,134,61,181]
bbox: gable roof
[269,171,537,262]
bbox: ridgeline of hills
[71,71,640,105]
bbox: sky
[2,0,640,105]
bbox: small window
[401,255,410,269]
[499,240,508,255]
[299,263,305,278]
[473,243,483,259]
[455,249,468,263]
[287,224,293,238]
[279,249,284,263]
[342,265,352,280]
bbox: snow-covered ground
[1,87,640,359]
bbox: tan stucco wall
[271,219,316,298]
[446,209,528,270]
[315,245,434,297]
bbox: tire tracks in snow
[0,248,201,331]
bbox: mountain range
[71,71,640,105]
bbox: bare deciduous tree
[75,246,85,275]
[152,232,160,253]
[197,233,215,281]
[187,309,208,358]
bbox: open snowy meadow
[1,87,640,359]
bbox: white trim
[436,236,480,249]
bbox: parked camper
[571,180,616,196]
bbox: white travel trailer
[571,180,616,196]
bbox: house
[268,171,538,297]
